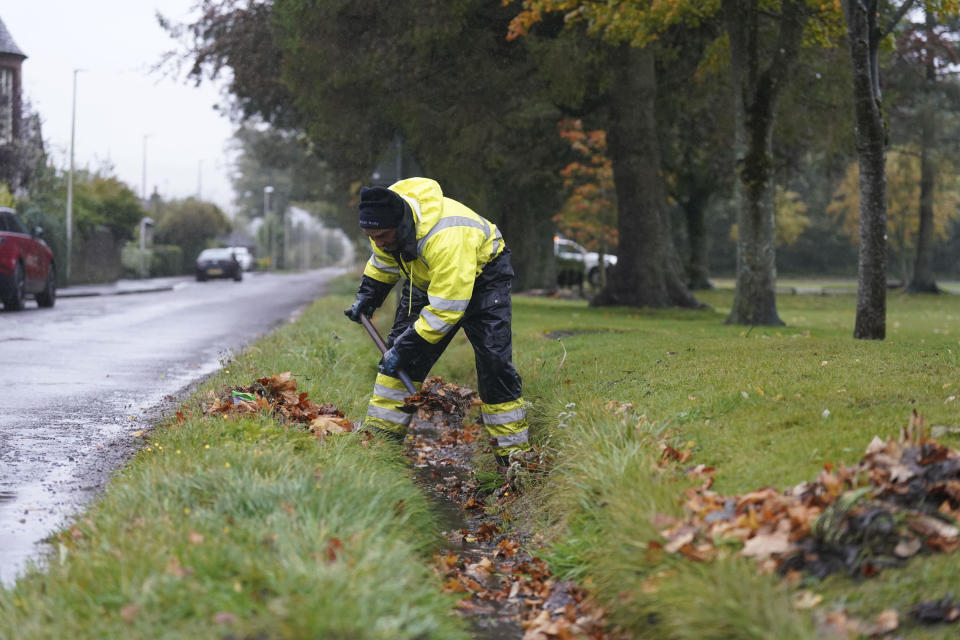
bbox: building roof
[0,16,26,59]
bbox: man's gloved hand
[344,296,376,323]
[378,347,402,376]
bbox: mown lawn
[513,287,960,639]
[3,276,960,639]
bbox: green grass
[0,286,469,640]
[5,276,960,638]
[513,288,960,638]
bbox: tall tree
[508,1,703,308]
[165,0,567,289]
[840,0,959,338]
[657,21,735,291]
[721,0,817,326]
[893,8,960,293]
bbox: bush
[151,245,183,276]
[121,243,183,278]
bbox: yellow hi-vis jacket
[362,177,505,344]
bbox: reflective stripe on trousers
[481,398,530,455]
[364,373,420,434]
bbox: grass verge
[515,288,960,638]
[0,277,468,640]
[5,277,960,638]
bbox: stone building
[0,15,28,192]
[0,15,25,147]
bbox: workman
[344,177,529,467]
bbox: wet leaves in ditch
[407,377,613,639]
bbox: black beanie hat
[358,186,406,229]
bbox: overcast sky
[2,1,237,214]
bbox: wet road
[0,268,344,585]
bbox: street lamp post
[65,68,83,285]
[263,185,274,269]
[139,217,154,278]
[141,134,152,201]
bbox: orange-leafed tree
[508,1,844,322]
[507,1,704,310]
[554,118,618,286]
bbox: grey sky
[2,1,236,213]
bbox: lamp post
[65,68,83,285]
[263,185,274,269]
[139,217,154,278]
[141,134,152,201]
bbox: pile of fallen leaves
[658,412,960,581]
[402,376,479,418]
[203,371,354,439]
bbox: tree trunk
[683,190,713,290]
[496,188,559,291]
[592,44,700,309]
[722,0,806,326]
[844,0,887,339]
[906,8,941,295]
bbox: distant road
[0,268,344,586]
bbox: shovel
[359,314,418,396]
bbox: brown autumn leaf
[867,609,900,635]
[740,525,794,559]
[166,556,188,578]
[119,603,140,623]
[909,515,959,542]
[326,537,344,562]
[212,611,237,625]
[663,528,696,554]
[466,557,494,579]
[894,536,922,558]
[444,578,468,593]
[522,609,578,640]
[497,538,520,558]
[259,371,300,405]
[459,575,486,593]
[309,416,354,437]
[476,522,499,541]
[437,552,459,572]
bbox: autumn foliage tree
[508,0,703,309]
[827,147,960,283]
[553,118,617,285]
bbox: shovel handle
[359,314,417,395]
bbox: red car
[0,207,56,310]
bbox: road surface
[0,268,344,585]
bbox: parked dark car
[0,207,56,310]
[195,248,243,282]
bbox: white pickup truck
[553,236,617,287]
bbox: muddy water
[409,416,525,639]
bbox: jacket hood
[389,177,444,262]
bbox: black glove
[345,276,394,323]
[378,346,402,375]
[344,296,376,323]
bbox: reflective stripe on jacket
[362,177,505,344]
